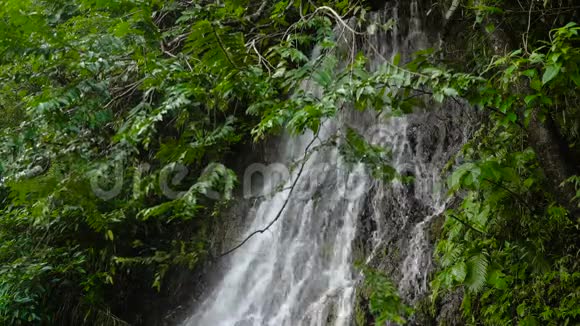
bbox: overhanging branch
[218,129,321,257]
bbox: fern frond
[465,252,489,293]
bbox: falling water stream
[183,1,476,325]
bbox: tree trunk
[528,109,580,215]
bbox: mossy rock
[354,288,374,326]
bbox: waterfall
[181,0,476,325]
[184,121,369,326]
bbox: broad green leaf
[524,94,538,105]
[451,261,467,282]
[442,87,459,97]
[487,269,507,290]
[570,73,580,87]
[393,53,401,66]
[542,63,561,85]
[106,230,114,241]
[517,303,526,317]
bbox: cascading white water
[182,0,477,324]
[184,121,370,326]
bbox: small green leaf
[272,67,286,78]
[451,261,467,282]
[520,316,539,326]
[529,52,545,64]
[570,73,580,87]
[106,230,114,241]
[524,94,538,105]
[487,269,507,289]
[542,63,561,85]
[539,95,552,105]
[112,21,131,37]
[509,49,522,57]
[393,53,401,66]
[517,303,526,317]
[522,69,537,78]
[442,87,459,97]
[530,78,542,91]
[485,23,495,34]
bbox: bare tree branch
[219,129,321,257]
[245,0,269,21]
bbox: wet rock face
[352,102,478,325]
[346,1,480,323]
[353,188,378,261]
[436,288,465,326]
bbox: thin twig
[245,0,269,21]
[247,39,274,75]
[212,25,238,69]
[104,80,144,109]
[312,6,365,36]
[522,0,534,54]
[219,129,321,257]
[482,177,531,210]
[449,213,487,235]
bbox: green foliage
[340,128,396,182]
[0,0,433,323]
[0,0,366,323]
[361,267,414,325]
[431,17,580,326]
[1,0,579,324]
